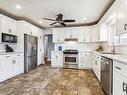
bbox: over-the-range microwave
[2,33,17,43]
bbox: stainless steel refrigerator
[24,34,37,72]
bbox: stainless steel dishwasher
[101,57,113,95]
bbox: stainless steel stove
[63,49,78,68]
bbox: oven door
[64,54,77,64]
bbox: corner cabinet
[51,51,63,67]
[113,61,127,95]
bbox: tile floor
[0,65,105,95]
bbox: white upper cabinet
[0,14,16,35]
[78,27,91,42]
[99,23,108,41]
[116,0,127,35]
[53,26,94,43]
[91,25,100,42]
[53,28,65,43]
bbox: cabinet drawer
[114,61,127,78]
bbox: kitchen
[0,0,127,95]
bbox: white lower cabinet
[0,53,24,82]
[78,52,92,69]
[113,61,127,95]
[92,54,101,81]
[51,51,63,67]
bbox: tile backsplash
[54,42,101,52]
[101,42,127,55]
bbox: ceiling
[0,0,113,28]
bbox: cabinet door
[114,71,126,95]
[79,27,91,42]
[1,16,16,34]
[91,25,100,42]
[99,23,108,41]
[51,51,63,67]
[85,53,92,68]
[0,56,12,82]
[15,54,24,74]
[53,28,64,43]
[9,19,16,35]
[116,0,126,35]
[1,17,10,34]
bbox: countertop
[93,51,127,64]
[0,52,23,55]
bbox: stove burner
[63,49,78,54]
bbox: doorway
[44,34,54,64]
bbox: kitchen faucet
[111,42,115,54]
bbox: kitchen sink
[101,52,118,54]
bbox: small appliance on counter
[5,45,14,52]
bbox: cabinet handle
[17,55,21,56]
[9,29,12,33]
[6,56,10,58]
[126,84,127,95]
[115,66,121,70]
[12,60,16,64]
[124,24,127,30]
[95,61,97,65]
[123,82,126,92]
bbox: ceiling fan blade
[63,20,75,22]
[57,14,63,21]
[43,18,56,21]
[60,22,66,26]
[50,22,57,26]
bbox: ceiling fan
[43,14,75,26]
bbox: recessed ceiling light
[83,17,87,20]
[39,21,43,23]
[16,5,21,9]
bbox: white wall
[44,28,53,35]
[54,42,101,52]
